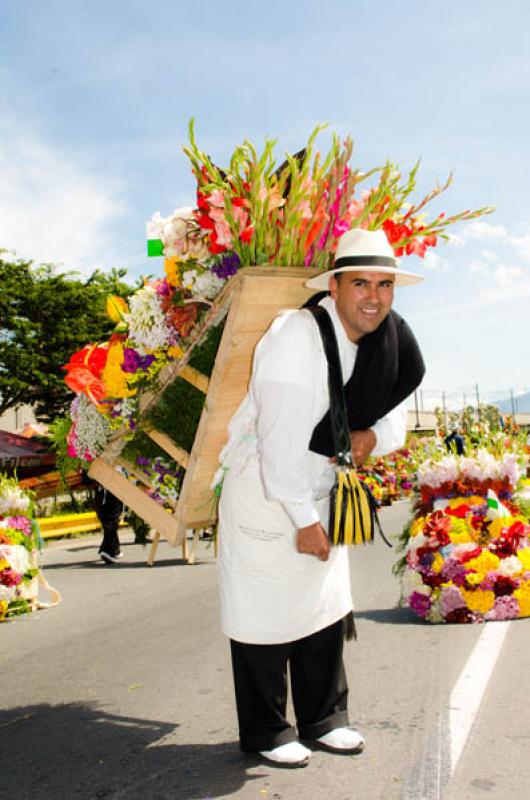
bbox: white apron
[218,454,352,644]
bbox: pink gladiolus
[208,189,226,208]
[333,218,350,237]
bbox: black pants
[230,617,348,752]
[94,484,124,557]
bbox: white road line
[448,620,511,775]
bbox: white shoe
[259,741,311,767]
[315,727,364,754]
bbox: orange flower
[64,367,107,404]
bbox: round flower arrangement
[0,476,41,621]
[396,450,530,623]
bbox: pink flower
[0,568,22,587]
[409,591,432,618]
[485,595,519,621]
[332,218,351,237]
[7,517,32,536]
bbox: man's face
[329,270,395,342]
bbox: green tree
[0,253,134,422]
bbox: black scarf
[303,292,425,458]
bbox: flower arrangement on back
[59,121,494,468]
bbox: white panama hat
[305,228,424,290]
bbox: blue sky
[1,0,530,409]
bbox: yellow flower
[466,551,500,580]
[488,516,523,540]
[164,257,182,287]
[450,518,473,544]
[465,572,482,587]
[410,517,425,538]
[461,588,495,613]
[0,599,8,621]
[167,345,184,360]
[431,553,444,573]
[0,558,10,571]
[447,496,484,509]
[106,295,129,323]
[517,548,530,572]
[513,581,530,617]
[102,341,135,399]
[514,581,530,617]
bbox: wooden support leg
[181,532,188,562]
[147,531,161,566]
[187,528,202,565]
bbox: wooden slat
[179,364,210,394]
[178,267,317,529]
[144,429,190,469]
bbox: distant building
[0,405,38,434]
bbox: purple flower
[211,253,240,280]
[409,591,432,618]
[136,456,150,466]
[441,557,466,582]
[122,348,156,373]
[439,585,466,618]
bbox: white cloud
[422,250,451,272]
[0,112,128,274]
[508,233,530,261]
[450,220,508,247]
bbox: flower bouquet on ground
[0,475,60,621]
[394,443,530,623]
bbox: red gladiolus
[208,230,227,254]
[196,213,215,231]
[239,225,254,244]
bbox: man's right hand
[296,522,330,561]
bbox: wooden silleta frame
[88,267,317,563]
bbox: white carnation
[498,555,523,577]
[1,544,30,575]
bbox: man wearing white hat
[217,228,425,767]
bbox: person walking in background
[91,480,124,564]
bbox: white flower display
[0,583,16,602]
[417,455,459,488]
[73,395,112,460]
[498,452,522,488]
[1,544,30,575]
[182,268,225,300]
[401,568,425,600]
[125,285,173,351]
[0,487,31,515]
[497,555,523,577]
[147,208,210,261]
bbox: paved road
[1,503,529,799]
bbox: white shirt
[218,295,407,529]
